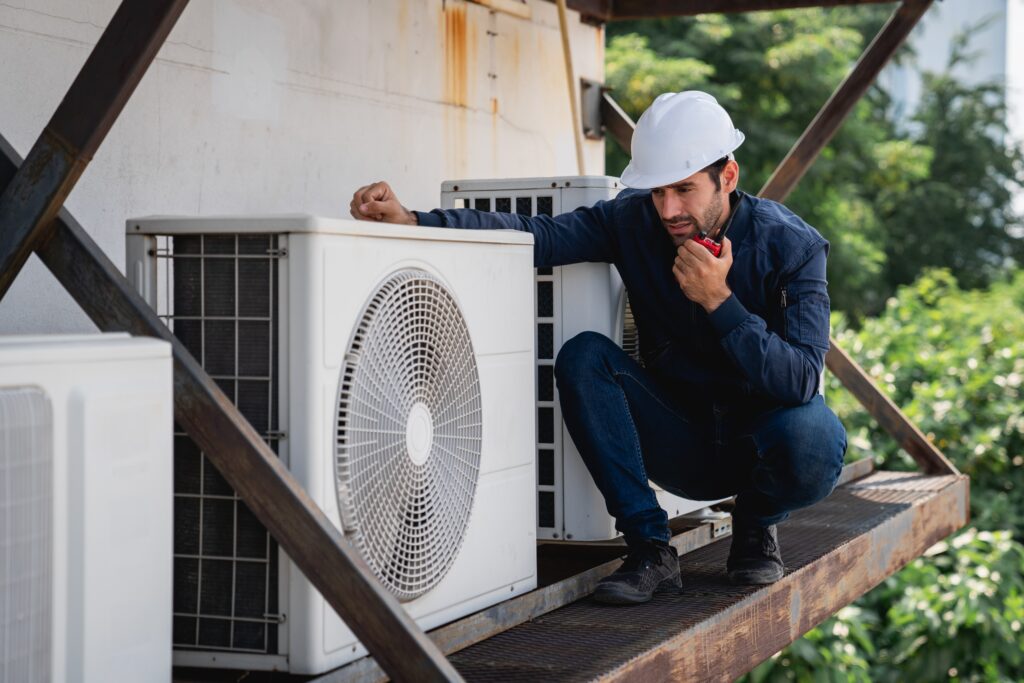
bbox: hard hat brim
[620,130,745,189]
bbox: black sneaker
[593,540,681,605]
[727,522,785,585]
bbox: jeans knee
[554,331,617,386]
[764,399,847,504]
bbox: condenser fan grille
[336,270,482,601]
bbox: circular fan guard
[335,269,482,601]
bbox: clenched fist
[349,181,417,225]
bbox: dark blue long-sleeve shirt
[415,189,831,408]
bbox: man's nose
[660,193,683,219]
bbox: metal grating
[449,474,965,681]
[335,270,482,601]
[0,388,53,683]
[154,234,283,655]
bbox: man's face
[651,170,727,248]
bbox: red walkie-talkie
[691,231,723,257]
[690,205,736,257]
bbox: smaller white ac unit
[0,333,173,683]
[441,176,725,542]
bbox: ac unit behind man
[440,176,725,542]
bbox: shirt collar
[722,189,751,246]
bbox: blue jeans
[554,331,847,546]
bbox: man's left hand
[672,236,733,312]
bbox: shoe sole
[727,567,785,585]
[592,574,682,605]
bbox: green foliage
[871,529,1024,681]
[828,270,1024,536]
[604,11,1024,319]
[746,606,877,683]
[736,270,1024,682]
[743,529,1024,683]
[879,42,1024,290]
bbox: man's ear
[722,160,740,193]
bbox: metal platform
[173,469,968,683]
[446,471,968,682]
[305,467,968,683]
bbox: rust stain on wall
[440,2,477,178]
[443,3,470,107]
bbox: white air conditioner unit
[126,216,537,674]
[0,333,173,683]
[441,177,724,542]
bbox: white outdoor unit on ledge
[441,176,725,542]
[126,215,537,674]
[0,333,173,683]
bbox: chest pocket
[781,282,831,350]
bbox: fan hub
[405,402,434,465]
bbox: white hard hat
[620,91,745,189]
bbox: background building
[882,0,1023,160]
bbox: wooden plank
[0,0,189,300]
[607,0,897,20]
[827,343,958,476]
[758,0,932,203]
[0,134,462,682]
[592,475,971,682]
[316,519,731,683]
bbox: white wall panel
[0,0,604,333]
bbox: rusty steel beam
[564,0,613,22]
[560,0,898,22]
[600,90,636,154]
[602,474,969,682]
[0,0,189,301]
[827,343,958,475]
[607,0,898,20]
[758,0,933,202]
[0,134,462,681]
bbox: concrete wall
[0,0,605,333]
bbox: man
[349,91,847,605]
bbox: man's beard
[664,192,725,248]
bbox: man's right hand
[349,181,418,225]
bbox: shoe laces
[737,525,777,555]
[620,542,667,572]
